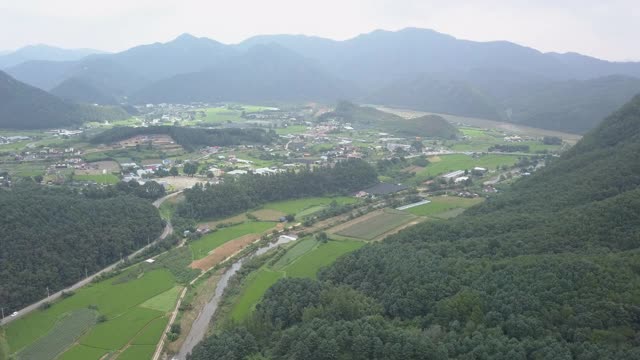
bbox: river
[174,235,298,359]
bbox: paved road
[0,192,180,326]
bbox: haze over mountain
[0,71,129,129]
[0,44,105,69]
[6,28,640,133]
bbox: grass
[418,154,520,178]
[335,209,415,240]
[140,286,182,312]
[74,174,120,184]
[189,222,274,260]
[14,309,98,360]
[80,307,163,350]
[285,240,364,278]
[263,197,357,216]
[271,238,317,270]
[132,316,169,345]
[4,269,174,353]
[228,239,364,322]
[56,345,108,360]
[117,345,156,360]
[406,196,485,218]
[230,270,284,322]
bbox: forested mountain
[189,96,640,359]
[0,185,164,311]
[51,77,119,105]
[0,71,130,129]
[130,44,350,104]
[7,28,640,133]
[0,44,104,69]
[321,101,459,138]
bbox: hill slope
[0,71,129,129]
[190,95,640,359]
[321,101,459,138]
[0,44,104,69]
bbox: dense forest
[178,159,377,220]
[188,96,640,359]
[0,185,164,311]
[91,126,278,152]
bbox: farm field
[140,286,182,312]
[73,173,120,184]
[275,125,308,135]
[56,344,108,360]
[229,239,364,322]
[132,316,170,345]
[2,268,176,359]
[418,154,520,179]
[333,209,416,240]
[189,222,274,260]
[117,345,156,360]
[13,309,98,360]
[406,196,485,218]
[262,196,357,216]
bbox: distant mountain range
[5,28,640,133]
[0,45,105,69]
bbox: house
[386,143,412,152]
[441,170,465,180]
[454,176,470,183]
[227,170,248,176]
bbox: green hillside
[189,95,640,359]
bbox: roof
[362,183,408,195]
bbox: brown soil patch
[189,234,261,271]
[428,156,442,162]
[251,209,286,221]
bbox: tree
[183,162,199,176]
[169,167,179,176]
[411,140,424,152]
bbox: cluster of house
[14,147,82,162]
[0,135,30,144]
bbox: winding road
[0,191,180,327]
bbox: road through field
[0,191,181,327]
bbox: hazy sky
[1,0,639,61]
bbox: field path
[0,191,181,327]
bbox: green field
[230,270,284,321]
[285,240,364,278]
[271,238,317,270]
[406,196,485,218]
[275,125,308,135]
[229,239,364,322]
[117,345,156,360]
[14,309,97,360]
[189,222,274,260]
[132,316,169,345]
[4,269,174,355]
[56,344,108,360]
[81,307,163,350]
[263,197,357,216]
[140,286,182,312]
[74,173,120,184]
[335,209,415,240]
[418,154,520,178]
[453,127,563,153]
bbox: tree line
[90,126,278,151]
[177,159,378,220]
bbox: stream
[174,235,298,359]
